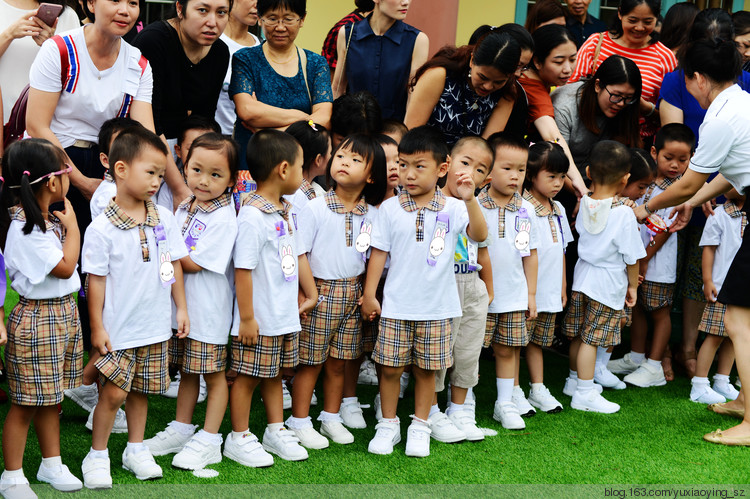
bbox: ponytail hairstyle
[628,148,657,185]
[185,132,240,188]
[578,54,642,147]
[2,139,68,235]
[682,37,742,85]
[285,120,331,173]
[610,0,660,44]
[524,141,568,190]
[327,134,387,206]
[524,0,567,34]
[678,8,734,62]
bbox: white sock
[168,420,196,436]
[429,404,440,417]
[125,442,146,455]
[466,387,475,401]
[286,416,312,429]
[88,448,108,460]
[194,429,222,445]
[81,382,97,391]
[530,382,544,394]
[630,351,645,364]
[342,397,358,405]
[577,378,594,394]
[411,416,429,427]
[496,378,514,404]
[691,376,709,386]
[596,347,612,368]
[267,422,283,432]
[317,411,342,423]
[568,369,578,379]
[400,372,410,381]
[713,374,731,384]
[232,430,249,440]
[41,456,62,469]
[647,358,662,368]
[1,469,24,479]
[446,402,464,416]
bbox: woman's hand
[32,16,57,47]
[667,202,694,232]
[2,10,43,41]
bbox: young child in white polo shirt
[286,134,387,448]
[144,133,239,470]
[284,120,331,216]
[479,133,539,431]
[362,126,487,458]
[225,130,318,467]
[81,127,189,488]
[563,140,646,414]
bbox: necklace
[265,46,296,64]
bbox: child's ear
[174,144,181,159]
[621,172,631,186]
[114,160,128,180]
[437,158,450,179]
[99,152,109,168]
[585,165,592,181]
[650,145,657,162]
[278,160,289,180]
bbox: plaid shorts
[299,276,363,365]
[362,277,386,353]
[699,301,727,337]
[526,312,557,347]
[373,317,452,371]
[484,311,529,347]
[563,292,622,347]
[168,336,184,366]
[638,280,675,312]
[182,338,228,374]
[620,306,633,327]
[5,295,83,406]
[96,341,169,394]
[230,334,298,378]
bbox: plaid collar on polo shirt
[8,206,61,236]
[478,188,522,239]
[643,176,679,204]
[243,193,293,233]
[299,178,317,201]
[398,188,446,242]
[524,190,563,243]
[104,199,160,262]
[178,193,233,235]
[325,190,368,247]
[724,200,748,237]
[104,171,114,183]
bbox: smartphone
[36,3,63,26]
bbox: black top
[133,21,229,139]
[566,13,608,48]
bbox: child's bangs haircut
[653,122,696,153]
[109,127,169,167]
[98,117,141,157]
[329,134,388,206]
[399,126,449,166]
[285,120,330,172]
[524,141,567,190]
[246,129,301,182]
[177,115,222,146]
[487,131,528,170]
[451,136,495,166]
[185,132,240,183]
[628,148,657,184]
[587,140,631,185]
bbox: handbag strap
[590,32,605,76]
[333,22,356,96]
[297,46,312,106]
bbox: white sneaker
[171,434,222,470]
[594,366,627,390]
[368,419,401,455]
[405,421,431,457]
[623,362,666,387]
[427,411,466,443]
[121,447,162,480]
[399,373,410,399]
[527,385,563,413]
[81,453,112,489]
[320,420,354,444]
[196,376,207,404]
[493,401,525,430]
[570,389,620,413]
[64,383,99,412]
[163,372,181,399]
[86,405,128,434]
[607,353,644,375]
[512,386,536,417]
[562,377,604,397]
[358,359,378,385]
[374,393,382,421]
[284,418,329,449]
[262,427,308,461]
[36,463,82,492]
[282,383,292,410]
[713,380,740,401]
[690,383,726,404]
[144,424,197,456]
[339,399,367,429]
[310,389,318,406]
[464,392,477,420]
[0,472,36,499]
[447,410,484,441]
[223,431,274,468]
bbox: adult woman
[524,0,566,34]
[657,2,698,54]
[332,0,428,121]
[404,31,520,147]
[0,0,79,122]
[633,38,750,445]
[216,0,260,135]
[229,0,332,168]
[732,11,750,73]
[570,0,677,140]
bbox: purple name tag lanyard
[557,215,566,254]
[184,218,207,253]
[276,220,297,282]
[154,224,176,288]
[0,253,6,306]
[427,212,450,267]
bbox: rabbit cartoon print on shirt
[159,251,175,284]
[514,218,531,253]
[430,227,447,259]
[355,221,372,253]
[280,245,296,277]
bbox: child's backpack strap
[117,55,148,117]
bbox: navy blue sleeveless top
[344,17,419,121]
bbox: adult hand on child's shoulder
[175,308,190,339]
[239,317,259,346]
[91,327,112,356]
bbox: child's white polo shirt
[699,201,747,293]
[637,181,678,283]
[90,179,116,220]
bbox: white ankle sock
[713,374,731,384]
[88,448,108,460]
[286,416,312,429]
[1,469,24,479]
[530,382,544,393]
[342,397,358,405]
[646,358,662,368]
[41,456,62,469]
[568,369,578,379]
[466,386,475,401]
[692,376,709,385]
[446,402,464,416]
[596,347,612,368]
[429,404,440,417]
[232,430,250,440]
[267,422,283,432]
[496,378,514,404]
[169,420,196,436]
[630,351,645,364]
[125,442,146,455]
[577,378,594,394]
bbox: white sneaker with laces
[262,427,308,461]
[447,410,484,441]
[0,472,36,499]
[607,353,644,375]
[562,377,604,397]
[163,372,181,399]
[86,405,128,434]
[713,381,740,401]
[427,411,466,443]
[368,419,401,455]
[594,366,627,390]
[623,362,666,387]
[284,418,329,449]
[320,420,354,444]
[527,385,563,413]
[121,447,162,480]
[196,376,207,404]
[144,424,197,456]
[64,383,99,412]
[223,431,274,468]
[81,453,111,489]
[339,399,367,429]
[374,393,382,421]
[405,421,431,457]
[690,383,726,404]
[282,383,292,410]
[399,373,410,399]
[512,386,536,417]
[570,389,620,413]
[171,434,222,470]
[36,463,82,492]
[493,401,525,430]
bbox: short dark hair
[374,133,398,149]
[328,134,387,206]
[487,131,528,168]
[628,148,657,185]
[525,0,566,34]
[683,37,742,86]
[257,0,306,18]
[109,127,169,168]
[177,115,222,146]
[399,126,449,165]
[285,120,331,172]
[98,117,141,157]
[246,130,301,182]
[654,123,695,153]
[354,0,374,11]
[331,91,383,138]
[451,136,495,166]
[588,140,631,185]
[733,10,750,37]
[524,141,568,190]
[381,119,408,142]
[185,132,240,184]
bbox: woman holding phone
[0,0,79,123]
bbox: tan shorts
[484,311,529,348]
[230,334,298,378]
[526,312,557,347]
[563,292,621,347]
[97,341,169,394]
[638,280,675,312]
[373,318,452,371]
[181,337,228,374]
[699,301,727,337]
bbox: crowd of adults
[3,0,750,443]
